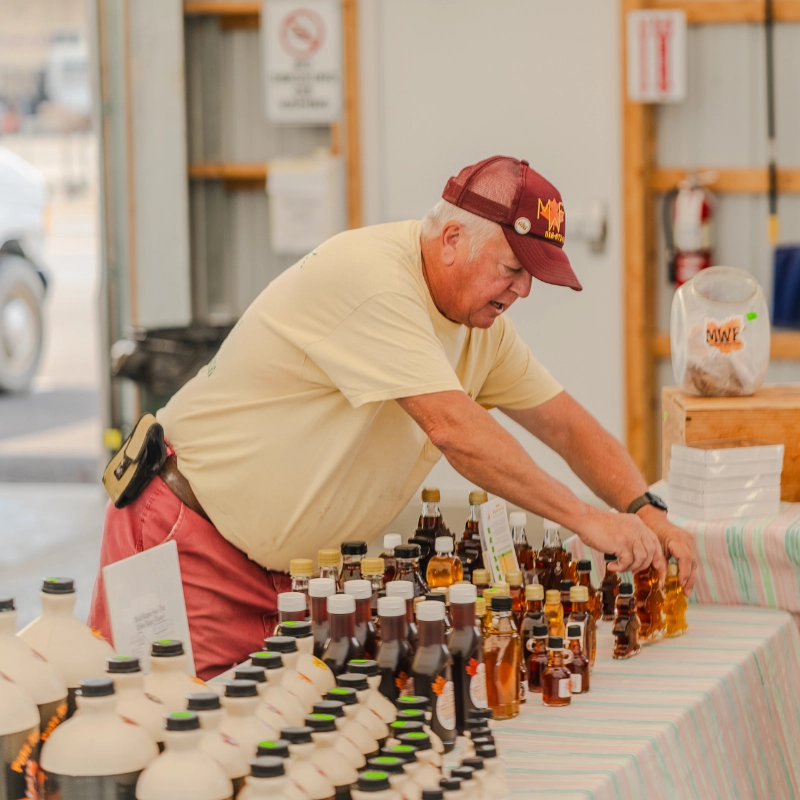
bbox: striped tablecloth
[486,605,800,799]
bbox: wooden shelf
[652,0,800,23]
[653,331,800,360]
[651,168,800,194]
[188,162,267,191]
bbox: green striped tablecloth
[485,606,800,799]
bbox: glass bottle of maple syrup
[567,585,597,670]
[471,569,490,598]
[411,600,456,752]
[375,596,413,702]
[447,583,486,734]
[322,594,366,675]
[385,581,418,657]
[290,559,314,600]
[426,537,463,588]
[565,625,589,694]
[634,565,665,643]
[542,636,571,707]
[425,592,452,636]
[612,583,641,660]
[361,559,386,621]
[505,571,525,629]
[509,512,534,578]
[412,488,451,577]
[457,491,486,583]
[381,534,402,584]
[600,554,620,621]
[663,562,688,638]
[474,597,486,635]
[339,541,368,589]
[559,580,574,617]
[309,577,337,658]
[392,544,429,596]
[344,580,378,659]
[576,560,602,622]
[318,549,341,583]
[519,583,545,650]
[543,590,565,638]
[483,596,520,720]
[525,623,549,693]
[536,519,566,590]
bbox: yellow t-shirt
[157,221,562,572]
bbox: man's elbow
[426,417,458,454]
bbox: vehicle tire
[0,254,45,393]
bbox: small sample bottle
[474,597,487,634]
[376,596,413,702]
[309,577,337,659]
[344,580,379,659]
[290,559,314,600]
[559,580,574,616]
[567,585,597,670]
[318,549,341,583]
[322,594,366,675]
[542,637,571,707]
[612,583,641,660]
[509,512,535,576]
[362,558,387,618]
[506,571,525,627]
[565,624,590,694]
[392,544,429,596]
[483,596,520,720]
[525,623,549,693]
[385,580,419,656]
[576,559,602,621]
[471,569,491,598]
[519,583,545,648]
[277,592,307,634]
[340,541,369,589]
[457,490,487,583]
[634,565,665,643]
[382,534,403,583]
[426,537,464,588]
[663,562,689,638]
[543,590,565,639]
[600,553,620,621]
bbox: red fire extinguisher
[663,176,715,286]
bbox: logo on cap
[537,199,565,244]
[514,217,531,235]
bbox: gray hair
[421,200,501,261]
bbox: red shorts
[88,476,291,680]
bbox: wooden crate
[662,385,800,501]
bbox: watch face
[646,492,668,511]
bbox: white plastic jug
[250,652,306,728]
[236,757,294,800]
[305,714,358,794]
[144,639,207,713]
[282,726,336,800]
[0,670,41,800]
[263,636,321,713]
[280,621,336,696]
[219,680,280,759]
[336,674,389,742]
[345,660,397,724]
[106,655,165,745]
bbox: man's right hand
[577,506,667,583]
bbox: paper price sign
[478,498,520,585]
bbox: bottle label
[397,673,414,696]
[467,660,487,709]
[558,678,571,698]
[43,769,143,799]
[433,676,456,731]
[570,673,582,693]
[5,726,39,800]
[519,680,528,703]
[525,638,539,653]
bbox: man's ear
[440,221,463,267]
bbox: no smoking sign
[280,8,326,60]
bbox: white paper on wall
[627,10,687,103]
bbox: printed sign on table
[478,497,520,585]
[627,10,687,103]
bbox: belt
[159,456,211,523]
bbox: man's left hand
[638,507,698,594]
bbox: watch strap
[626,492,668,515]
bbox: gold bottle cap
[317,549,341,568]
[525,583,544,600]
[545,590,561,604]
[490,583,510,597]
[472,569,490,585]
[290,558,314,577]
[475,597,486,616]
[421,487,441,502]
[505,571,523,587]
[570,585,589,602]
[361,558,385,576]
[668,562,678,577]
[468,490,488,505]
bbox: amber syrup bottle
[382,533,402,584]
[375,596,413,702]
[392,543,429,596]
[542,636,571,707]
[361,557,386,625]
[519,583,545,648]
[308,577,336,658]
[543,590,565,638]
[474,596,487,635]
[318,548,341,583]
[339,541,367,590]
[483,595,520,720]
[385,580,419,657]
[509,512,535,577]
[526,623,549,693]
[457,491,486,583]
[663,562,689,638]
[612,583,641,660]
[412,487,452,577]
[575,559,602,622]
[559,580,574,617]
[537,519,566,590]
[427,537,463,588]
[277,591,307,635]
[634,565,665,643]
[600,553,620,621]
[506,571,526,629]
[344,579,378,659]
[321,593,366,675]
[411,600,456,752]
[565,624,590,694]
[471,569,491,598]
[447,584,486,734]
[290,558,314,607]
[567,585,597,671]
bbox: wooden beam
[183,2,260,15]
[651,0,800,23]
[654,331,800,360]
[189,162,267,181]
[342,0,362,229]
[652,167,800,193]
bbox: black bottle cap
[235,665,267,683]
[567,624,582,638]
[257,740,290,759]
[397,709,425,722]
[77,678,114,697]
[490,595,512,612]
[107,655,141,673]
[313,700,344,718]
[476,744,497,759]
[396,695,429,712]
[422,790,444,800]
[467,708,492,721]
[42,577,75,595]
[560,580,574,592]
[166,711,200,731]
[471,736,495,748]
[263,636,298,654]
[425,593,446,604]
[0,598,15,612]
[187,693,221,711]
[347,658,380,677]
[451,767,475,781]
[326,687,358,705]
[151,639,184,657]
[341,541,368,556]
[548,636,564,649]
[250,651,284,670]
[440,777,463,791]
[336,673,368,692]
[389,720,425,733]
[225,679,259,698]
[467,726,491,740]
[462,757,484,771]
[280,620,312,638]
[356,771,390,792]
[250,756,285,778]
[533,624,549,637]
[604,553,618,562]
[578,560,592,571]
[465,718,489,730]
[380,744,416,762]
[395,544,421,559]
[619,582,634,595]
[305,713,337,732]
[280,726,313,744]
[368,756,405,775]
[397,731,431,751]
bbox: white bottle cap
[277,592,306,612]
[377,596,406,617]
[343,579,372,600]
[543,518,560,531]
[435,536,453,553]
[449,583,477,605]
[416,600,445,622]
[308,578,337,598]
[327,594,356,615]
[385,581,414,600]
[509,512,527,527]
[384,533,403,550]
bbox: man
[90,156,696,679]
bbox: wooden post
[342,0,362,229]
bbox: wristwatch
[626,491,669,515]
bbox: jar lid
[425,593,446,605]
[395,695,429,712]
[570,585,589,602]
[525,583,544,600]
[578,560,592,571]
[467,708,493,721]
[491,595,512,612]
[397,731,431,751]
[489,583,510,597]
[567,624,582,638]
[328,594,356,615]
[548,636,564,649]
[308,577,337,598]
[341,541,368,556]
[0,598,14,612]
[421,790,444,800]
[313,700,344,718]
[368,756,405,775]
[533,623,548,637]
[305,713,337,732]
[317,549,341,567]
[289,558,314,577]
[468,490,488,505]
[475,597,486,615]
[668,562,679,576]
[390,720,425,733]
[277,592,306,613]
[166,711,199,731]
[421,488,440,502]
[604,553,618,562]
[326,687,358,705]
[619,582,634,595]
[462,757,484,771]
[560,580,574,592]
[380,744,416,762]
[361,558,385,576]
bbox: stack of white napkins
[668,439,783,521]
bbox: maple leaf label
[465,658,480,677]
[431,675,447,696]
[537,198,566,244]
[705,317,744,354]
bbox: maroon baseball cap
[442,156,582,291]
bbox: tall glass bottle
[612,583,641,660]
[309,578,336,659]
[509,512,534,578]
[290,559,314,600]
[576,560,602,622]
[447,584,486,735]
[542,636,571,707]
[600,554,620,621]
[392,544,428,596]
[456,491,486,583]
[506,571,525,628]
[375,597,413,702]
[318,549,341,583]
[412,488,451,577]
[321,594,365,675]
[543,590,565,638]
[343,580,378,659]
[565,624,590,695]
[339,541,368,589]
[559,580,574,617]
[426,537,463,589]
[361,559,386,621]
[471,569,490,598]
[525,623,549,694]
[567,585,597,670]
[381,534,402,584]
[483,596,519,720]
[663,562,689,638]
[385,580,418,656]
[519,583,545,652]
[535,519,566,590]
[411,601,456,752]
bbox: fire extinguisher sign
[627,10,687,103]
